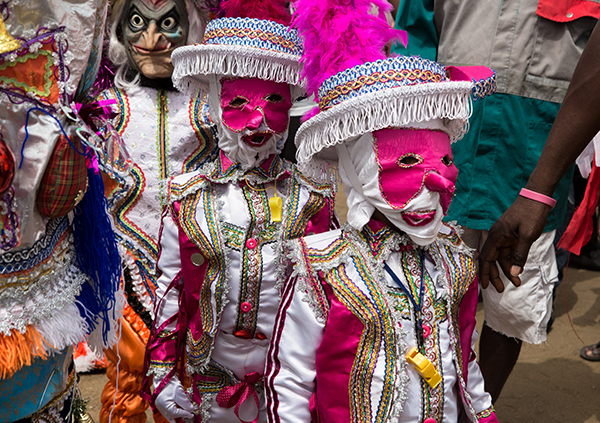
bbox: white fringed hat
[171,2,303,97]
[292,0,496,180]
[295,58,496,176]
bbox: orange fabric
[0,326,48,379]
[100,319,168,423]
[100,320,148,423]
[122,300,151,344]
[0,45,60,104]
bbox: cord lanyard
[384,251,443,390]
[384,249,426,348]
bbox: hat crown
[318,56,447,111]
[203,17,302,58]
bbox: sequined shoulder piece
[437,222,473,255]
[292,164,336,199]
[286,229,357,278]
[435,222,476,302]
[168,170,208,203]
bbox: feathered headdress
[293,0,496,180]
[171,0,303,96]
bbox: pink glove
[154,375,196,423]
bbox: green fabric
[445,93,573,232]
[391,0,438,60]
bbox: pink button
[424,419,436,423]
[241,302,252,313]
[246,238,257,249]
[422,324,431,338]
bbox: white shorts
[461,228,558,344]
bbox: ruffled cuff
[477,406,498,423]
[147,329,179,375]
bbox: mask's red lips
[242,132,272,147]
[401,210,436,227]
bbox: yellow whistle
[406,347,442,389]
[269,192,282,222]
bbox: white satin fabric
[154,166,332,423]
[268,226,493,423]
[101,84,215,263]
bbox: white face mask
[337,120,457,246]
[208,76,290,170]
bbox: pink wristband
[519,188,557,208]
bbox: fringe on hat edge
[295,82,475,181]
[172,45,303,97]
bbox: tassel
[72,153,121,346]
[0,327,48,379]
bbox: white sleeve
[265,276,326,423]
[154,211,183,330]
[465,329,494,414]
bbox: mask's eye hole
[130,13,145,29]
[265,93,284,103]
[396,154,423,168]
[441,155,453,166]
[228,96,249,108]
[161,16,177,30]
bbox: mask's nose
[142,21,167,50]
[245,108,265,131]
[424,172,455,194]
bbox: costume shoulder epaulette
[168,170,207,203]
[292,164,336,199]
[437,221,473,256]
[287,229,359,278]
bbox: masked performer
[141,1,338,422]
[95,1,218,422]
[265,1,498,422]
[0,0,122,421]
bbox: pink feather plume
[293,0,405,99]
[220,0,292,25]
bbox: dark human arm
[479,22,600,291]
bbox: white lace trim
[147,364,175,380]
[0,237,86,335]
[122,246,155,318]
[171,44,303,97]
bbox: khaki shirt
[434,0,599,103]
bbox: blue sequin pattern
[203,17,303,57]
[318,56,447,110]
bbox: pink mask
[220,78,292,147]
[372,128,458,215]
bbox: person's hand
[478,195,552,292]
[154,376,196,423]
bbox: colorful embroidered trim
[185,94,218,173]
[472,74,497,101]
[156,90,170,205]
[318,56,446,111]
[113,164,159,262]
[236,184,279,336]
[0,217,68,274]
[477,406,496,419]
[203,17,302,57]
[399,250,443,420]
[179,188,227,369]
[326,256,397,423]
[108,87,130,135]
[193,362,239,395]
